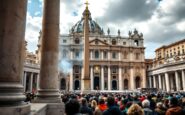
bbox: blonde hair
[91,100,97,108]
[127,104,144,115]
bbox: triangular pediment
[89,38,109,46]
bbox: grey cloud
[144,25,185,44]
[101,0,158,23]
[157,0,185,25]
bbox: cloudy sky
[26,0,185,58]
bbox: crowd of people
[62,92,185,115]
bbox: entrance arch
[74,80,80,90]
[94,77,100,90]
[124,79,128,90]
[112,80,117,90]
[60,78,66,90]
[135,76,141,89]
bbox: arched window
[75,38,80,44]
[112,80,117,90]
[95,50,99,59]
[134,40,139,46]
[94,77,100,90]
[135,77,140,89]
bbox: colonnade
[22,71,39,93]
[69,65,145,91]
[148,70,185,92]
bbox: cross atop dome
[85,0,89,8]
[83,0,91,18]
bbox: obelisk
[82,1,90,91]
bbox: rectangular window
[75,52,79,58]
[74,67,79,73]
[136,53,140,60]
[104,51,107,59]
[112,67,117,73]
[63,39,67,43]
[112,52,117,59]
[124,68,127,73]
[123,52,127,59]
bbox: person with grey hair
[154,102,165,115]
[142,99,154,115]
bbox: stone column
[149,76,152,88]
[130,67,134,90]
[69,69,73,91]
[142,66,146,88]
[165,73,170,92]
[108,66,111,90]
[158,74,162,89]
[175,71,180,91]
[90,66,93,90]
[162,75,166,90]
[101,51,104,60]
[101,66,104,90]
[153,75,156,88]
[0,0,30,114]
[70,49,73,60]
[108,51,111,60]
[23,72,27,92]
[36,0,61,103]
[36,73,39,92]
[118,52,121,61]
[30,73,33,93]
[119,66,122,90]
[182,70,185,91]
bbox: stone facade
[146,38,185,92]
[56,8,146,91]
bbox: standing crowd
[62,92,185,115]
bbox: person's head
[169,97,178,107]
[107,96,115,107]
[156,102,163,109]
[99,98,105,105]
[81,98,87,106]
[142,99,150,108]
[91,100,97,107]
[127,104,144,115]
[65,99,80,115]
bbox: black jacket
[103,106,122,115]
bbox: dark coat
[103,106,122,115]
[80,105,93,115]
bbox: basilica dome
[70,9,103,35]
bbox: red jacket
[166,106,183,115]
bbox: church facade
[58,8,146,91]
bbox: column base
[0,103,30,115]
[47,103,65,115]
[34,89,62,103]
[0,83,26,106]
